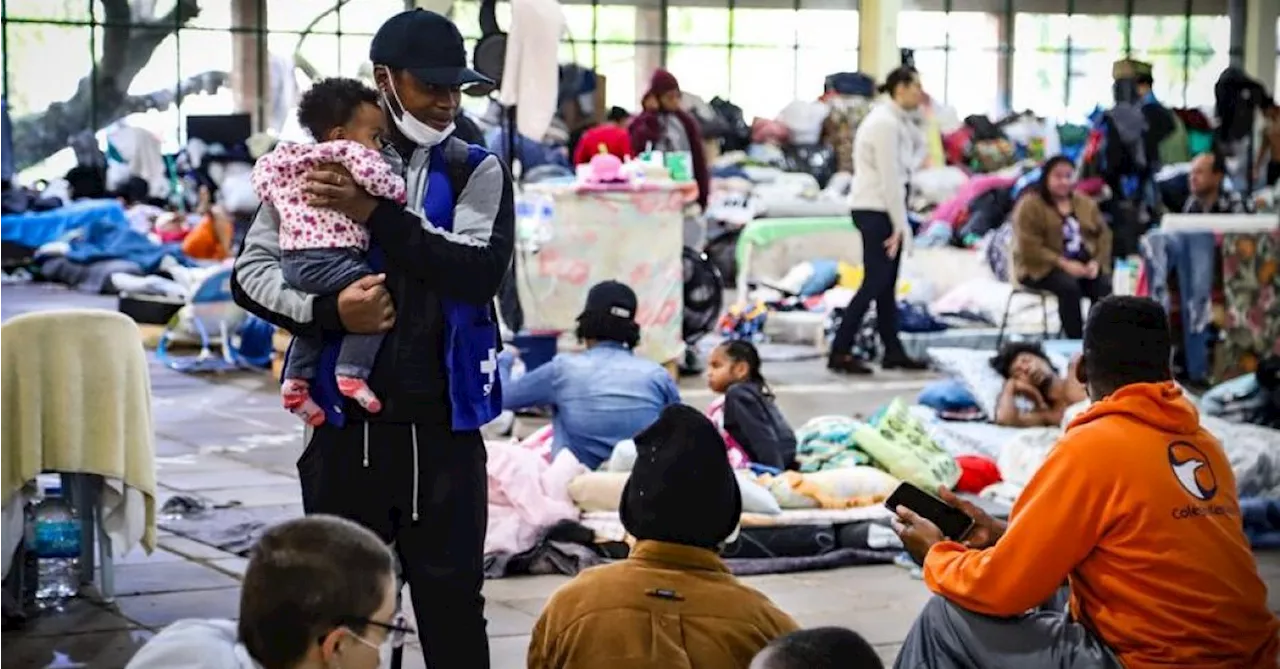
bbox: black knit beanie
[619,404,742,549]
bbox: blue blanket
[62,214,189,274]
[3,198,190,274]
[1,199,129,249]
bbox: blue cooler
[512,331,561,371]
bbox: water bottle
[31,484,81,609]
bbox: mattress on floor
[580,506,893,542]
[763,310,1054,354]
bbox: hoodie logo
[1167,441,1217,501]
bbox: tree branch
[294,0,354,57]
[11,0,205,171]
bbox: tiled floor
[2,284,1277,668]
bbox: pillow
[917,379,980,412]
[853,399,961,492]
[802,467,900,499]
[760,474,819,509]
[568,469,786,515]
[567,472,629,512]
[605,439,637,472]
[736,471,783,514]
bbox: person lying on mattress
[988,341,1087,427]
[528,405,798,668]
[497,280,681,469]
[891,296,1279,669]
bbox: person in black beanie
[618,403,743,548]
[498,280,681,469]
[528,405,797,668]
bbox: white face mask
[381,71,455,148]
[344,630,393,669]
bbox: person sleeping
[988,341,1087,427]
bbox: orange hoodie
[924,382,1279,669]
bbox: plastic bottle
[31,484,81,609]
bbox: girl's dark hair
[718,340,772,396]
[607,106,631,123]
[1035,154,1076,204]
[876,66,919,97]
[575,312,641,349]
[296,77,382,142]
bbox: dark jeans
[1021,268,1112,340]
[830,210,907,359]
[282,248,384,380]
[298,420,490,668]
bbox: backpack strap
[442,136,478,206]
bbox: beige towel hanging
[1,309,158,555]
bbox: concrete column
[231,0,264,130]
[1242,0,1277,91]
[635,6,663,101]
[415,0,455,15]
[858,0,902,82]
[996,8,1014,112]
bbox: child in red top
[251,78,406,425]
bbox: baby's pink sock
[281,379,326,426]
[337,376,383,413]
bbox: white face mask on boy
[337,629,393,669]
[380,69,455,148]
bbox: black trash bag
[704,229,741,288]
[709,97,751,153]
[783,143,837,188]
[957,187,1014,240]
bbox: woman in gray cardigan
[828,66,929,375]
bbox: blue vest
[307,141,504,431]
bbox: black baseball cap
[369,9,493,88]
[580,280,637,321]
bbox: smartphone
[884,482,975,541]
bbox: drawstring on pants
[410,424,420,521]
[358,421,421,522]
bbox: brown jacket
[1011,191,1112,282]
[527,541,799,669]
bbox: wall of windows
[1,0,1268,180]
[1,0,412,179]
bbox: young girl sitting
[705,340,798,470]
[251,78,406,425]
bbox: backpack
[442,136,481,204]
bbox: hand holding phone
[885,482,975,541]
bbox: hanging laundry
[499,0,566,143]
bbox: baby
[251,78,405,425]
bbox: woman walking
[828,66,929,375]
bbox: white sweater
[847,100,918,254]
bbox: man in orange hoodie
[892,296,1279,669]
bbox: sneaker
[828,353,873,375]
